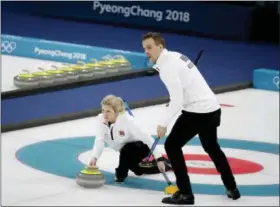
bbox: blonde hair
[101,94,125,113]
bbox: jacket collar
[153,48,168,70]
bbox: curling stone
[99,55,119,73]
[32,70,54,86]
[58,65,80,81]
[13,69,40,88]
[72,61,94,78]
[87,59,107,77]
[112,55,132,72]
[44,67,68,83]
[76,167,105,188]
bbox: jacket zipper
[110,127,114,140]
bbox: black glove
[156,157,165,162]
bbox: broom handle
[144,137,160,162]
[124,100,134,117]
[161,171,173,186]
[194,49,204,66]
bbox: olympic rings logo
[1,41,17,54]
[273,75,279,89]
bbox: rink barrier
[1,81,252,132]
[2,49,203,99]
[253,69,279,91]
[1,68,157,99]
[1,34,150,69]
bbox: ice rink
[2,87,279,206]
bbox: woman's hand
[88,157,97,168]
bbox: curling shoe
[114,177,125,184]
[162,191,195,205]
[226,188,241,200]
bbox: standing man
[142,32,240,205]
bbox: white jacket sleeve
[92,119,105,160]
[126,117,162,159]
[158,62,183,127]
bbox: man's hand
[157,125,167,138]
[157,161,166,172]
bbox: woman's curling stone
[76,167,105,188]
[13,69,40,88]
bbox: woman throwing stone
[88,94,171,183]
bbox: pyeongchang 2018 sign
[93,1,190,23]
[91,1,253,39]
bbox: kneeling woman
[88,95,171,183]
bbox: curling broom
[124,100,178,195]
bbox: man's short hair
[142,32,166,48]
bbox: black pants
[115,141,162,179]
[165,109,237,195]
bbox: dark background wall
[1,1,279,130]
[2,1,279,44]
[2,2,279,85]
